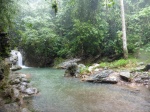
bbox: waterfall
[17,51,28,68]
[17,51,23,66]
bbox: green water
[19,68,150,112]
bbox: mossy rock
[0,60,10,89]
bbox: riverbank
[0,58,149,112]
[16,68,150,112]
[0,70,38,112]
[60,58,150,90]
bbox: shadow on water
[19,68,150,112]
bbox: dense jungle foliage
[0,0,150,66]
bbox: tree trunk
[120,0,128,59]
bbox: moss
[99,58,137,69]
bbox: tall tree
[0,0,18,32]
[120,0,128,58]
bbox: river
[19,68,150,112]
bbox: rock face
[10,50,19,65]
[83,70,118,84]
[10,65,22,71]
[57,58,81,69]
[64,63,79,77]
[9,50,23,71]
[120,71,131,81]
[9,73,38,96]
[11,88,20,101]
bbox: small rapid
[19,68,150,112]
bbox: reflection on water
[19,68,150,112]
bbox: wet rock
[83,70,117,84]
[142,63,150,71]
[10,78,21,85]
[95,76,118,84]
[21,78,30,83]
[11,65,22,71]
[134,77,142,83]
[56,58,81,69]
[143,80,149,85]
[12,88,20,98]
[20,74,27,78]
[140,72,149,79]
[64,63,79,77]
[24,88,38,95]
[20,82,29,87]
[19,85,26,92]
[133,72,149,85]
[93,70,113,79]
[120,71,131,81]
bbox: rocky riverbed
[0,71,38,112]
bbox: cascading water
[17,51,23,66]
[17,51,28,68]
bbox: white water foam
[17,51,29,68]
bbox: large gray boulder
[64,63,79,77]
[23,87,38,95]
[56,58,81,69]
[83,70,118,84]
[120,71,131,81]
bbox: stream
[19,68,150,112]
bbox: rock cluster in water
[62,60,150,89]
[64,63,79,77]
